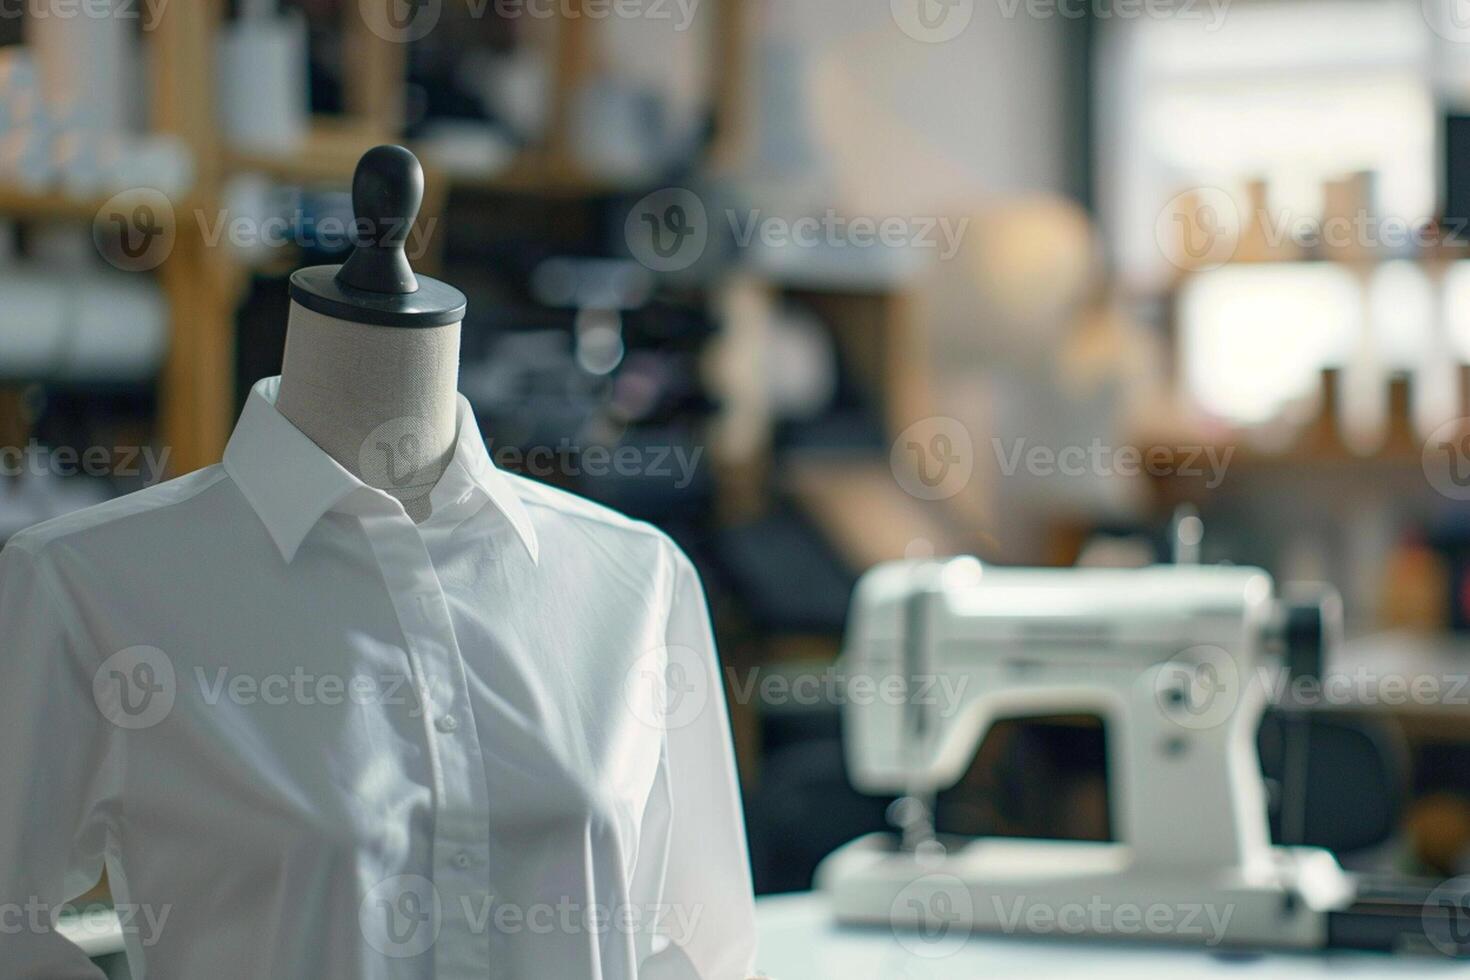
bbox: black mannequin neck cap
[289,144,467,328]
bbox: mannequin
[277,145,468,522]
[276,306,459,522]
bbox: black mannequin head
[288,144,466,328]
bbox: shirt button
[435,714,459,733]
[452,851,473,869]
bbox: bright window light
[1179,263,1361,425]
[1098,0,1435,290]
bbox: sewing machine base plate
[818,833,1356,951]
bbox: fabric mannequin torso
[276,302,460,523]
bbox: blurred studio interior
[15,0,1470,973]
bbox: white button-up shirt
[0,377,757,979]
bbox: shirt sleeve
[634,546,758,980]
[0,540,114,979]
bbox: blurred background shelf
[0,0,752,478]
[0,188,119,220]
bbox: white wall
[748,0,1077,215]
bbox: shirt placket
[358,510,493,977]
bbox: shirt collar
[223,376,539,565]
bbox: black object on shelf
[1446,114,1470,242]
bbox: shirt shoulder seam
[6,467,232,558]
[518,484,673,545]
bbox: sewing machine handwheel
[1277,584,1343,687]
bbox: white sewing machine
[816,558,1360,950]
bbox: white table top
[63,891,1470,974]
[754,893,1470,978]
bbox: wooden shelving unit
[1141,182,1470,506]
[0,188,118,220]
[0,0,751,477]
